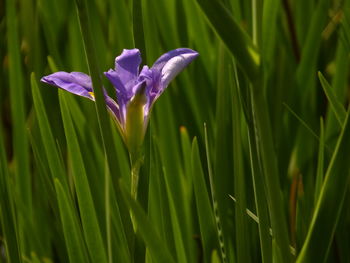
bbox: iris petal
[41,71,121,123]
[41,71,94,99]
[42,48,198,137]
[149,48,198,102]
[114,49,142,91]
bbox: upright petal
[105,49,142,124]
[114,49,141,91]
[41,71,94,100]
[151,48,198,88]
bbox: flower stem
[130,156,142,200]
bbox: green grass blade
[195,0,260,82]
[296,0,330,95]
[262,0,280,70]
[6,0,31,215]
[283,103,320,141]
[31,73,66,181]
[191,137,218,261]
[163,168,188,263]
[314,118,324,205]
[204,124,228,263]
[0,125,22,263]
[54,179,89,263]
[297,109,350,263]
[59,91,107,263]
[119,180,176,263]
[325,39,349,141]
[74,0,120,176]
[247,129,272,263]
[74,1,134,254]
[251,82,291,261]
[133,0,147,63]
[230,64,251,263]
[318,72,346,126]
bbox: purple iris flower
[41,48,198,152]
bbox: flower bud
[125,83,147,156]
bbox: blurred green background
[1,0,350,262]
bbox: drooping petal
[41,71,94,99]
[104,69,129,101]
[149,48,198,102]
[104,95,121,122]
[41,71,122,123]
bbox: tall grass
[1,0,350,262]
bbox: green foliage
[1,0,350,262]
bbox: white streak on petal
[160,53,194,87]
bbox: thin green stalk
[297,108,350,263]
[247,129,272,263]
[251,78,291,262]
[231,64,251,263]
[204,124,227,263]
[130,154,143,200]
[248,2,272,260]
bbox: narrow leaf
[196,0,260,82]
[54,179,89,263]
[191,138,218,260]
[297,109,350,263]
[31,73,66,181]
[59,91,107,263]
[318,71,346,126]
[119,180,176,263]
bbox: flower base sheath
[41,48,198,154]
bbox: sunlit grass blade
[195,0,260,82]
[54,179,89,263]
[297,109,350,263]
[119,180,176,263]
[59,91,107,263]
[318,72,346,126]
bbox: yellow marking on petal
[89,92,95,98]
